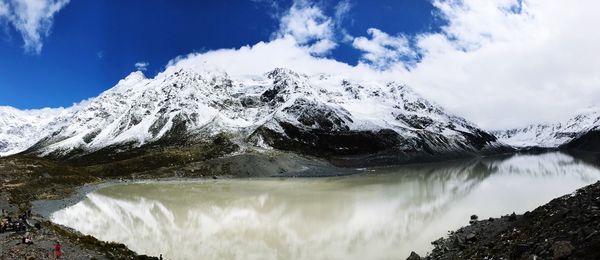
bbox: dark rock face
[282,98,352,131]
[457,129,498,150]
[82,130,101,144]
[425,181,600,260]
[562,130,600,152]
[253,119,503,167]
[396,114,435,130]
[260,87,282,103]
[255,122,403,157]
[240,96,260,108]
[261,68,300,104]
[0,140,7,152]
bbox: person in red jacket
[54,241,62,259]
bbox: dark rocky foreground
[408,181,600,260]
[0,219,157,260]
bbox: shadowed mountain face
[561,130,600,152]
[0,67,504,166]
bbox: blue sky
[0,0,439,109]
[2,0,598,129]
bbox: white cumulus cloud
[0,0,70,54]
[274,0,337,55]
[164,36,378,79]
[398,0,600,129]
[165,0,600,130]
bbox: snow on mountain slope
[0,106,68,156]
[249,69,501,160]
[1,66,502,162]
[494,109,600,148]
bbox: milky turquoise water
[51,152,600,260]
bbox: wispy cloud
[249,0,282,18]
[0,0,70,54]
[134,61,149,71]
[353,28,415,69]
[334,0,352,25]
[334,0,354,42]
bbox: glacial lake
[51,152,600,260]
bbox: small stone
[557,208,570,217]
[509,212,517,221]
[552,241,574,259]
[457,235,465,244]
[466,232,477,242]
[584,230,598,240]
[469,214,479,224]
[406,251,422,260]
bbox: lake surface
[51,152,600,260]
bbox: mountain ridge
[494,109,600,150]
[0,66,506,166]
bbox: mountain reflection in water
[51,152,600,260]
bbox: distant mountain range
[0,66,508,166]
[493,109,600,151]
[2,63,598,168]
[0,106,67,157]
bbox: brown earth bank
[407,181,600,260]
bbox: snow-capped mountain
[494,109,600,149]
[0,66,504,165]
[0,106,67,156]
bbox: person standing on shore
[54,241,62,259]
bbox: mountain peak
[108,71,149,93]
[120,71,147,84]
[266,68,302,79]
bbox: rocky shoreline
[1,182,160,259]
[408,181,600,260]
